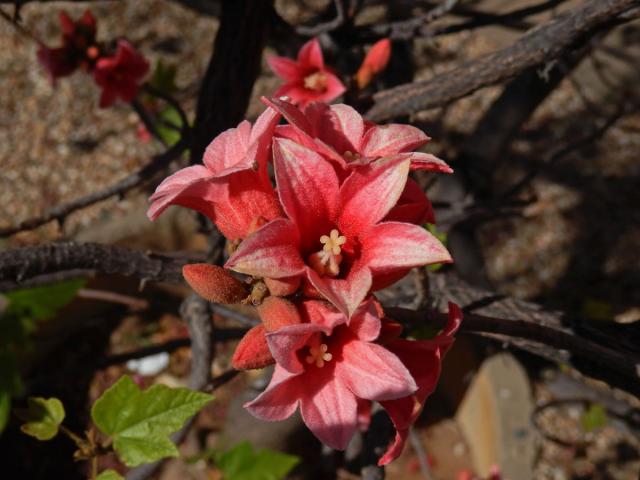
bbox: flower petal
[273,138,340,249]
[266,323,323,374]
[361,124,429,158]
[299,371,357,450]
[384,178,435,225]
[306,265,372,318]
[297,38,324,69]
[336,340,417,401]
[338,156,411,234]
[202,120,252,174]
[348,298,381,341]
[300,299,348,331]
[147,165,220,222]
[267,54,303,82]
[409,152,453,173]
[245,364,301,421]
[226,218,305,278]
[304,102,364,155]
[364,222,452,274]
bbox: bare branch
[367,0,640,121]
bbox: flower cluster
[148,95,460,465]
[37,10,149,107]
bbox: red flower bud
[232,324,274,370]
[182,264,248,304]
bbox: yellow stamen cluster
[308,229,347,277]
[306,343,333,368]
[303,71,328,92]
[320,229,347,255]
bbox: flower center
[303,71,328,92]
[343,151,362,161]
[305,343,333,368]
[308,229,346,277]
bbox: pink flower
[225,137,451,317]
[37,10,99,82]
[147,105,283,240]
[377,302,462,465]
[266,96,451,174]
[355,38,392,89]
[267,38,346,107]
[246,298,418,450]
[93,40,149,108]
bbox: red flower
[355,38,392,89]
[93,40,149,108]
[246,298,418,450]
[148,105,283,240]
[266,96,451,174]
[226,137,451,317]
[267,38,346,107]
[378,302,462,465]
[37,10,99,82]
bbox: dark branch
[0,242,189,290]
[366,0,639,121]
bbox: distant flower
[148,105,283,240]
[355,38,392,89]
[93,40,149,108]
[37,10,99,82]
[267,38,346,107]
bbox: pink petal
[297,38,324,69]
[314,71,346,104]
[377,429,409,466]
[273,138,340,249]
[299,370,357,450]
[263,96,313,135]
[266,323,324,374]
[338,156,411,234]
[336,340,417,401]
[209,170,283,240]
[306,265,372,318]
[245,364,301,421]
[361,124,429,158]
[266,54,303,82]
[202,120,252,174]
[147,165,218,221]
[409,152,453,173]
[364,221,451,275]
[226,218,305,278]
[300,299,348,331]
[348,298,381,341]
[385,178,435,225]
[304,102,364,155]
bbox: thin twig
[296,0,346,36]
[367,0,640,121]
[77,288,149,311]
[408,427,433,480]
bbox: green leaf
[581,403,607,432]
[156,106,184,146]
[215,441,300,480]
[91,375,212,467]
[96,470,124,480]
[17,397,65,441]
[1,279,85,346]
